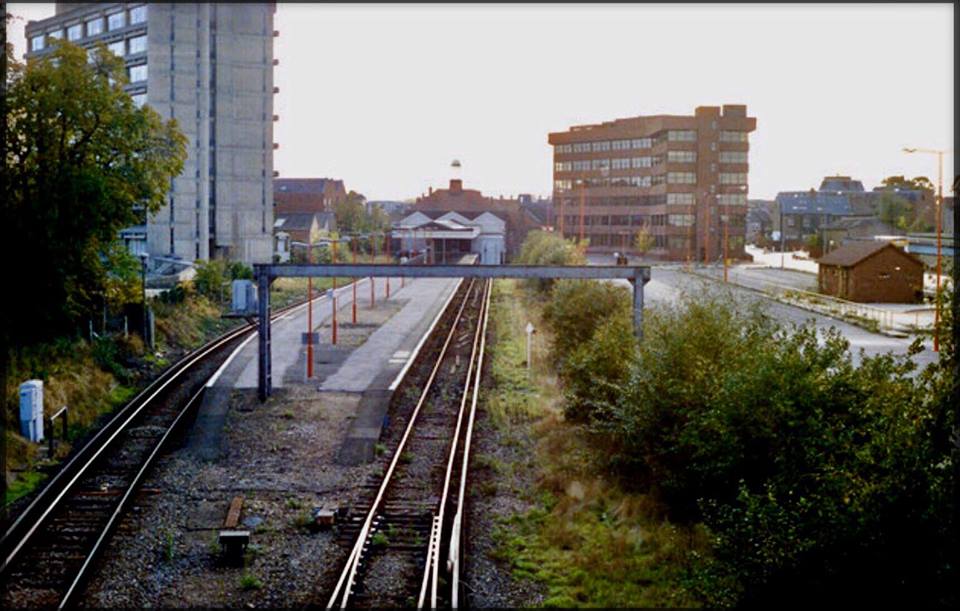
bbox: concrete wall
[143,3,275,264]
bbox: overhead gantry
[253,263,651,401]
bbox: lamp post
[138,252,149,348]
[903,146,951,352]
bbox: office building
[26,2,278,265]
[548,105,756,261]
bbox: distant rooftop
[274,178,343,194]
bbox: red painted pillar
[332,240,338,345]
[351,236,358,324]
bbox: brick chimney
[450,179,463,194]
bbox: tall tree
[4,39,187,345]
[333,190,368,234]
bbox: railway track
[326,277,491,609]
[0,293,322,609]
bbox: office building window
[107,40,125,57]
[631,138,652,149]
[554,180,572,191]
[128,63,148,82]
[128,34,147,54]
[669,214,695,227]
[668,172,696,184]
[720,130,749,142]
[611,158,631,170]
[86,17,103,36]
[48,29,64,40]
[108,11,125,31]
[130,5,148,24]
[611,139,632,150]
[630,176,652,187]
[718,193,747,206]
[719,172,747,185]
[554,161,572,172]
[555,144,572,154]
[719,151,748,163]
[572,160,591,171]
[668,130,697,142]
[572,142,591,153]
[591,140,611,152]
[30,35,44,51]
[131,92,147,108]
[67,23,83,40]
[667,193,695,205]
[592,158,610,170]
[668,150,696,163]
[631,156,652,168]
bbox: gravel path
[80,384,381,608]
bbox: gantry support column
[631,267,650,341]
[257,267,272,402]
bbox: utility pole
[903,146,951,352]
[578,177,586,244]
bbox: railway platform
[187,275,460,463]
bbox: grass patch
[483,279,703,607]
[239,572,263,590]
[4,469,48,505]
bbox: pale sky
[8,3,954,201]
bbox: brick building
[413,179,534,256]
[817,241,924,303]
[274,178,347,216]
[548,105,756,260]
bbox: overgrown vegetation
[484,231,956,607]
[482,279,699,606]
[513,231,585,292]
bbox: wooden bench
[218,496,250,561]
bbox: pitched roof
[274,213,318,231]
[776,191,852,216]
[823,216,895,232]
[274,178,343,194]
[817,240,910,267]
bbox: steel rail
[58,380,207,608]
[1,290,319,591]
[448,277,494,608]
[326,278,477,609]
[418,278,491,609]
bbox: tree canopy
[333,190,391,235]
[4,39,188,346]
[881,175,935,193]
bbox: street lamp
[902,146,951,352]
[138,251,149,349]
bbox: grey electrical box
[232,280,257,314]
[19,380,44,442]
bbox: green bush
[515,231,585,292]
[561,313,636,423]
[587,290,955,607]
[542,280,631,367]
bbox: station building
[411,178,537,257]
[548,105,756,261]
[393,210,507,264]
[26,2,277,265]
